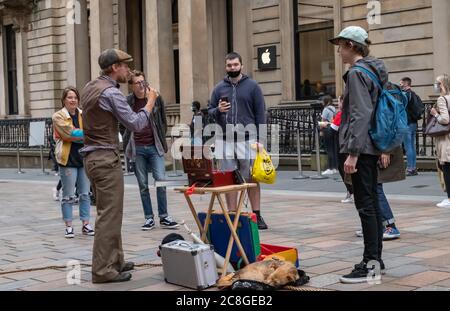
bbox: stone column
[233,0,253,77]
[178,0,209,125]
[207,0,228,94]
[89,0,114,79]
[66,0,90,90]
[333,0,344,98]
[144,0,176,105]
[0,25,6,118]
[432,0,450,79]
[15,28,30,117]
[117,0,127,51]
[279,0,296,101]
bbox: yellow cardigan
[52,108,83,166]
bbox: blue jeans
[59,166,91,222]
[404,123,417,170]
[134,145,168,219]
[377,184,395,226]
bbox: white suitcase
[160,240,218,290]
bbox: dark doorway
[126,0,144,71]
[295,1,336,100]
[5,25,18,115]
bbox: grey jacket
[124,94,168,160]
[339,57,387,156]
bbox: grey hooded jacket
[339,56,387,156]
[123,94,168,160]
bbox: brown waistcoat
[81,78,119,148]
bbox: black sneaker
[406,169,418,176]
[160,216,179,229]
[257,215,268,230]
[340,262,383,284]
[142,218,155,231]
[82,224,95,236]
[354,260,385,275]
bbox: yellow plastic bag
[251,145,276,184]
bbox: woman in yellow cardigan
[52,87,94,238]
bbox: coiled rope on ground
[0,263,163,276]
[0,264,332,291]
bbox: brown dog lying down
[217,259,299,289]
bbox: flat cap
[98,49,133,70]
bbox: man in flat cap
[81,49,159,283]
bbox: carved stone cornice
[0,0,37,32]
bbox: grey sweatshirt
[208,75,266,140]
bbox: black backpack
[405,90,425,121]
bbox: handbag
[424,96,450,137]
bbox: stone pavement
[1,169,450,291]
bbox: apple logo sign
[258,46,276,70]
[262,49,271,65]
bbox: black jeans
[440,162,450,198]
[350,154,383,264]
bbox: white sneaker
[322,169,334,175]
[332,169,339,174]
[341,193,354,204]
[53,188,61,201]
[437,199,450,208]
[65,227,75,239]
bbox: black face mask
[227,70,241,78]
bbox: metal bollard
[293,128,308,180]
[16,142,25,174]
[310,124,328,180]
[39,145,49,175]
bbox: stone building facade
[1,0,449,125]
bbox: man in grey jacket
[124,70,179,231]
[330,26,385,284]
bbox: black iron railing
[267,100,437,157]
[418,100,436,157]
[0,118,53,149]
[0,99,439,157]
[267,104,322,155]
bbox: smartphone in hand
[219,96,231,112]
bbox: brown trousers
[84,149,125,283]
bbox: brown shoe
[93,272,132,284]
[121,262,135,272]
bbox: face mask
[227,70,241,78]
[434,83,441,94]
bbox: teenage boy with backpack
[330,26,387,284]
[400,77,424,176]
